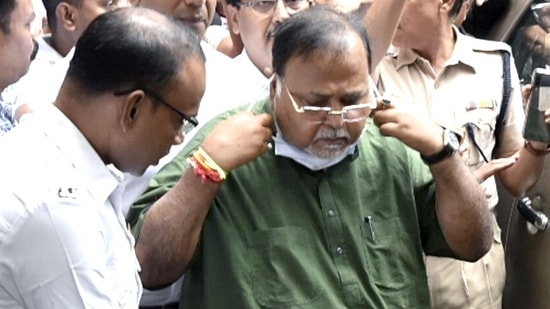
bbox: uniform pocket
[464,111,496,167]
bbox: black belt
[139,303,179,309]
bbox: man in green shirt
[128,6,493,308]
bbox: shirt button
[336,246,344,255]
[328,210,336,217]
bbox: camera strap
[492,50,511,159]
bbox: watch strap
[421,129,458,165]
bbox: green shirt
[128,98,456,309]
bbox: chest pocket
[464,108,497,168]
[247,226,323,308]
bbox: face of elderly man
[135,0,217,38]
[225,0,310,76]
[270,31,373,159]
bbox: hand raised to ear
[201,111,274,171]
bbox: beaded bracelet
[188,147,227,183]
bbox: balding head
[272,5,371,77]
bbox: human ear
[226,5,240,35]
[269,75,280,109]
[439,0,455,15]
[56,3,77,31]
[119,90,146,133]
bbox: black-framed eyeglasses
[113,88,199,129]
[239,0,309,15]
[279,77,378,124]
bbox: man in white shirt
[0,7,207,308]
[124,1,274,308]
[0,0,35,136]
[9,0,130,120]
[226,0,408,99]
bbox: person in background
[204,0,244,58]
[377,0,548,308]
[0,0,35,136]
[8,0,129,123]
[510,0,550,84]
[223,0,406,101]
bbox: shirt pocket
[464,109,497,167]
[360,216,415,307]
[247,226,323,308]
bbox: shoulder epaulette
[468,36,511,54]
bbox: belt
[139,303,179,309]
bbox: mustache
[314,128,351,140]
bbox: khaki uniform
[378,28,525,309]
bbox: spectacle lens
[282,81,375,124]
[240,0,308,14]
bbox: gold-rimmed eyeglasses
[114,88,199,132]
[280,78,379,124]
[239,0,309,15]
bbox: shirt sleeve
[126,103,256,238]
[494,55,526,157]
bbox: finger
[255,113,274,127]
[376,122,400,137]
[475,158,517,182]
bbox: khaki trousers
[426,217,505,309]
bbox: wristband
[524,140,550,157]
[188,147,227,183]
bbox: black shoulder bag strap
[493,50,512,159]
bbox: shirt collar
[34,35,65,64]
[390,26,478,74]
[38,104,121,203]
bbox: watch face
[447,130,460,149]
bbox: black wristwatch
[421,128,460,165]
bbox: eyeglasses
[531,2,550,24]
[239,0,309,15]
[113,88,199,131]
[281,78,378,124]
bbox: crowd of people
[0,0,549,308]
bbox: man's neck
[49,33,74,58]
[413,26,457,75]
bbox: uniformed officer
[376,0,550,308]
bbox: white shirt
[0,104,142,308]
[234,49,271,102]
[203,25,230,50]
[10,35,71,114]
